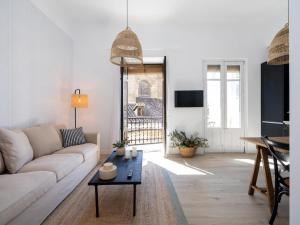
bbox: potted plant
[113,139,129,156]
[169,130,208,157]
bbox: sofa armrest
[84,132,100,162]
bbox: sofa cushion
[54,124,66,146]
[0,152,5,174]
[60,127,86,148]
[54,143,98,161]
[0,128,33,173]
[19,154,83,181]
[0,171,56,225]
[23,125,62,158]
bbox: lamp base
[74,107,77,128]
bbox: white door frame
[203,59,247,152]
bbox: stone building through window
[138,80,151,97]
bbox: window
[138,80,151,97]
[207,65,222,128]
[206,62,243,129]
[226,65,241,128]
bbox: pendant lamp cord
[126,0,129,28]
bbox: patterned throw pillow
[60,127,86,148]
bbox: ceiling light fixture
[267,0,289,65]
[110,0,143,67]
[267,23,289,65]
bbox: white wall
[72,26,120,153]
[73,19,287,153]
[0,0,10,127]
[290,0,300,224]
[0,0,73,129]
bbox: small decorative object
[169,130,208,158]
[99,162,117,180]
[125,149,131,159]
[113,139,129,156]
[116,147,125,156]
[132,146,138,158]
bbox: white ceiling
[30,0,288,36]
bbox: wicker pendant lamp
[110,0,143,67]
[267,23,289,65]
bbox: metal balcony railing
[127,116,163,145]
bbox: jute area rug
[42,162,188,225]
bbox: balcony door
[204,60,245,152]
[121,57,166,151]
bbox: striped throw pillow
[60,127,86,148]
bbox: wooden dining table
[241,136,289,213]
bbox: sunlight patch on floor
[183,161,214,175]
[234,158,274,169]
[143,152,213,176]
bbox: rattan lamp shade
[110,27,143,67]
[268,23,289,65]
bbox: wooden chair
[262,136,289,225]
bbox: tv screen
[175,90,203,107]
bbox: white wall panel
[0,0,10,127]
[290,0,300,224]
[0,0,73,129]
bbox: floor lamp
[71,89,88,128]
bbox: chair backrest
[262,136,289,171]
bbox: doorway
[121,57,167,153]
[204,60,246,152]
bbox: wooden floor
[163,153,289,225]
[43,159,187,225]
[43,152,289,225]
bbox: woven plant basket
[268,23,289,65]
[179,147,196,158]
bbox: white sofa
[0,125,100,225]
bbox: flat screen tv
[175,90,203,107]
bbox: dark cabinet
[261,62,289,137]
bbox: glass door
[121,58,167,153]
[204,61,245,152]
[121,68,129,140]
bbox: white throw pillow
[23,125,62,158]
[0,151,5,173]
[0,128,34,173]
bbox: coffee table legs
[133,184,136,216]
[94,184,137,218]
[95,186,99,217]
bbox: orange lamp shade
[71,94,88,108]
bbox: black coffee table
[88,150,143,217]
